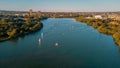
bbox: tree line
[0,16,43,42]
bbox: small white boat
[55,43,59,47]
[39,38,41,42]
[38,38,41,45]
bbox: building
[94,15,103,19]
[29,9,33,16]
[108,13,120,20]
[36,11,42,18]
[29,9,42,17]
[94,15,107,19]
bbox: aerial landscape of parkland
[1,0,120,68]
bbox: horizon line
[0,9,120,13]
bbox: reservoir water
[0,18,120,68]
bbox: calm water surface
[0,18,120,68]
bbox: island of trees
[0,9,46,42]
[75,15,120,46]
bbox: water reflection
[41,32,44,39]
[8,38,19,44]
[118,46,120,53]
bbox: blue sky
[0,0,120,12]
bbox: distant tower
[37,10,42,18]
[29,9,33,16]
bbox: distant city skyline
[0,0,120,12]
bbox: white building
[94,15,107,19]
[94,15,103,19]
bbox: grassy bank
[75,16,120,45]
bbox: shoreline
[0,22,43,42]
[75,16,120,46]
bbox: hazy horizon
[0,0,120,12]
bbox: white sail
[38,38,41,45]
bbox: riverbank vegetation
[75,16,120,45]
[0,16,43,42]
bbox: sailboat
[39,38,41,42]
[38,38,41,45]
